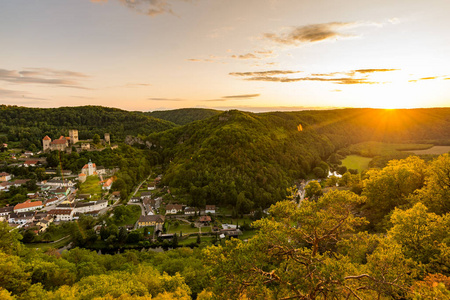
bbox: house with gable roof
[14,200,43,213]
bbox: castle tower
[42,136,51,151]
[69,129,78,145]
[104,133,110,145]
[88,159,95,176]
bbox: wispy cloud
[0,67,89,89]
[0,87,48,101]
[186,58,214,63]
[222,94,260,99]
[263,21,381,46]
[230,68,399,85]
[208,105,341,113]
[231,50,276,60]
[92,0,195,17]
[148,94,260,102]
[230,70,300,77]
[231,53,258,60]
[409,75,448,83]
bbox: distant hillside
[146,110,335,209]
[0,105,175,150]
[144,108,450,209]
[267,108,450,147]
[146,108,221,125]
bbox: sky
[1,0,449,112]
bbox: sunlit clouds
[230,69,400,85]
[1,0,449,111]
[91,0,195,17]
[0,68,89,89]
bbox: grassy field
[167,223,200,234]
[78,176,102,199]
[25,235,72,251]
[404,146,450,155]
[341,141,433,157]
[341,155,373,172]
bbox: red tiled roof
[79,173,86,176]
[51,139,67,145]
[199,216,212,222]
[82,163,97,169]
[14,200,43,210]
[24,160,38,165]
[166,204,183,210]
[43,136,51,141]
[103,178,113,187]
[0,172,9,176]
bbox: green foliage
[0,105,175,150]
[411,153,450,214]
[109,205,141,226]
[146,108,221,125]
[362,156,427,231]
[339,141,433,158]
[148,110,335,209]
[304,180,322,200]
[341,155,373,172]
[388,203,450,267]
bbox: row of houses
[0,179,30,192]
[47,200,108,221]
[165,204,216,215]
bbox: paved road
[128,174,152,217]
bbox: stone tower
[69,129,78,145]
[104,133,110,144]
[88,159,94,176]
[42,136,51,151]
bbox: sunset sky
[1,0,449,112]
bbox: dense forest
[1,154,450,299]
[2,106,450,213]
[0,105,175,150]
[143,108,450,210]
[145,110,335,209]
[145,108,221,125]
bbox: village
[0,130,251,251]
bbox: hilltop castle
[42,129,78,152]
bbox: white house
[14,200,43,213]
[47,209,74,221]
[0,172,12,182]
[205,205,216,214]
[165,204,183,215]
[73,200,107,214]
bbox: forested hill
[0,105,175,150]
[145,108,450,209]
[276,107,450,148]
[146,110,336,209]
[145,108,221,125]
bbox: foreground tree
[362,156,427,231]
[204,191,415,299]
[411,153,450,215]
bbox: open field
[341,155,373,172]
[78,176,102,198]
[25,236,72,252]
[341,141,433,157]
[166,223,200,234]
[403,146,450,155]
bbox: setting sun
[1,0,449,111]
